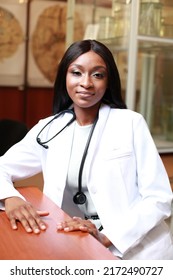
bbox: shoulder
[99,104,146,126]
[109,108,150,135]
[109,108,145,122]
[37,115,56,127]
[32,111,72,130]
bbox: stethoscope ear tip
[43,144,49,149]
[37,137,49,149]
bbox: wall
[0,86,53,129]
[0,86,53,191]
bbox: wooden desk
[161,154,173,191]
[0,186,117,260]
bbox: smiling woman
[0,39,173,260]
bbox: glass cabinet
[68,0,173,153]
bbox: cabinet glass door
[136,38,173,152]
[136,0,173,152]
[72,0,173,152]
[111,0,173,152]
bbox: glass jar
[112,1,130,38]
[98,16,115,39]
[139,0,162,36]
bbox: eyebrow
[69,64,107,71]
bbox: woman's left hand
[57,216,111,248]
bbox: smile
[77,92,95,97]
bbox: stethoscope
[36,109,98,205]
[36,109,76,149]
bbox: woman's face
[66,50,108,109]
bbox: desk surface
[0,186,117,260]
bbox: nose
[80,74,93,88]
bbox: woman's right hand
[5,197,49,234]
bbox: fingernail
[57,225,62,230]
[12,225,17,230]
[34,228,40,234]
[41,224,46,230]
[26,228,32,233]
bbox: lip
[77,91,95,97]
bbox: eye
[71,70,82,76]
[93,72,105,79]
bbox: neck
[76,117,95,126]
[74,105,100,126]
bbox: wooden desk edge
[15,186,118,260]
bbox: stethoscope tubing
[36,109,98,204]
[36,109,76,149]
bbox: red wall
[0,87,53,129]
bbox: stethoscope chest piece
[73,191,86,205]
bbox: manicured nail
[57,224,62,230]
[40,224,46,230]
[34,228,40,234]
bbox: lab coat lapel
[86,104,111,192]
[43,115,75,206]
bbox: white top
[62,121,102,229]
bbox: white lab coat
[0,104,173,259]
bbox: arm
[107,113,173,255]
[0,119,49,232]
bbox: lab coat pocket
[103,148,133,160]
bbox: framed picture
[0,0,27,86]
[27,0,58,87]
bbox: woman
[0,40,172,259]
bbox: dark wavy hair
[53,39,127,114]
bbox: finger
[57,218,88,232]
[8,209,33,233]
[37,210,49,217]
[20,215,36,233]
[72,216,82,221]
[9,216,18,230]
[57,220,71,230]
[24,204,47,232]
[64,223,94,233]
[57,220,79,231]
[57,217,76,228]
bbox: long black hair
[53,39,127,114]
